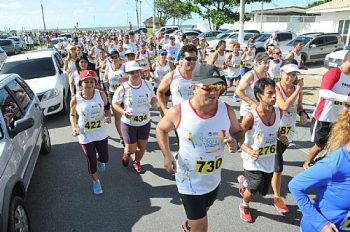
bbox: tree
[307,0,331,8]
[155,0,198,26]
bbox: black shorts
[179,185,219,220]
[274,140,289,173]
[310,118,332,146]
[244,170,273,196]
[154,87,171,97]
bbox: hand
[296,78,304,90]
[249,150,260,161]
[224,137,238,153]
[278,134,289,145]
[104,116,112,124]
[72,127,79,137]
[300,112,308,125]
[320,223,338,232]
[164,155,176,173]
[123,111,134,119]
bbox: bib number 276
[196,157,223,174]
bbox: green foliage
[155,0,198,26]
[307,0,332,8]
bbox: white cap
[125,61,143,73]
[125,49,135,55]
[280,64,300,74]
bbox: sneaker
[274,197,289,214]
[237,175,247,197]
[181,220,191,232]
[122,153,130,167]
[120,137,125,146]
[93,180,103,195]
[133,161,145,174]
[97,162,106,173]
[239,202,252,223]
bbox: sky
[0,0,312,31]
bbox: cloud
[0,1,22,9]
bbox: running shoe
[181,220,191,232]
[93,180,103,195]
[122,153,130,167]
[120,137,125,146]
[237,175,247,197]
[97,162,106,173]
[273,197,289,214]
[133,161,145,174]
[239,202,252,223]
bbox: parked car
[0,73,51,232]
[181,31,201,40]
[135,27,148,34]
[324,48,350,68]
[281,33,344,64]
[247,31,296,53]
[155,26,179,37]
[0,49,70,116]
[0,47,7,67]
[0,39,21,55]
[7,36,23,49]
[197,31,222,41]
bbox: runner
[209,40,227,77]
[240,44,255,76]
[70,55,89,95]
[157,44,198,114]
[225,41,242,101]
[235,52,270,119]
[104,49,128,146]
[70,70,112,195]
[268,47,283,82]
[271,60,308,214]
[285,39,306,69]
[237,78,288,223]
[289,107,350,232]
[112,61,157,174]
[156,64,244,232]
[136,42,152,79]
[63,44,78,76]
[303,51,350,169]
[163,35,180,63]
[150,49,175,117]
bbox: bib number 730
[196,157,223,174]
[258,144,276,156]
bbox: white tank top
[119,80,154,127]
[214,52,226,76]
[268,59,282,81]
[240,70,269,117]
[276,83,298,143]
[227,53,241,78]
[170,68,193,106]
[154,60,171,88]
[107,64,126,92]
[71,71,81,93]
[176,99,231,195]
[138,51,150,70]
[76,89,108,144]
[67,59,77,74]
[241,107,281,173]
[242,52,254,68]
[292,51,302,67]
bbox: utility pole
[139,0,142,28]
[153,0,156,32]
[41,4,47,31]
[127,12,128,27]
[260,2,264,32]
[135,0,139,28]
[238,0,245,44]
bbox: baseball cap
[280,64,300,74]
[125,61,143,73]
[255,52,270,62]
[79,70,98,81]
[192,64,225,85]
[159,49,167,54]
[125,50,135,55]
[108,47,119,56]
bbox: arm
[319,89,349,103]
[240,113,259,160]
[209,51,218,65]
[235,72,258,108]
[319,68,350,103]
[156,71,173,113]
[169,62,175,71]
[225,52,233,67]
[284,51,294,60]
[69,96,79,136]
[297,88,308,125]
[156,106,179,173]
[63,58,69,74]
[275,79,303,111]
[288,160,334,231]
[100,91,111,123]
[226,105,244,152]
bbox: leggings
[80,137,109,174]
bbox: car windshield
[216,33,230,39]
[0,57,56,79]
[254,33,271,42]
[286,36,313,46]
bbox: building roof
[307,0,350,13]
[143,17,160,25]
[250,6,309,15]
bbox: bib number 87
[279,126,292,135]
[84,120,101,130]
[258,144,276,156]
[196,157,223,174]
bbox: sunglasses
[184,56,198,62]
[195,83,224,91]
[160,53,167,56]
[110,56,119,60]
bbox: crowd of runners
[63,29,350,232]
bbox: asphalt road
[25,90,317,232]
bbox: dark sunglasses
[110,56,119,60]
[184,56,198,62]
[160,53,167,56]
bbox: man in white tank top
[156,64,244,232]
[285,39,306,69]
[157,44,198,113]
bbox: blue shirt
[289,146,350,232]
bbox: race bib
[258,144,276,156]
[84,120,101,130]
[335,101,345,106]
[195,157,223,174]
[133,113,148,122]
[341,211,350,230]
[279,126,292,135]
[112,83,120,91]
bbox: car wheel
[60,92,70,115]
[8,196,30,232]
[40,124,51,154]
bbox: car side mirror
[8,117,34,138]
[310,44,316,48]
